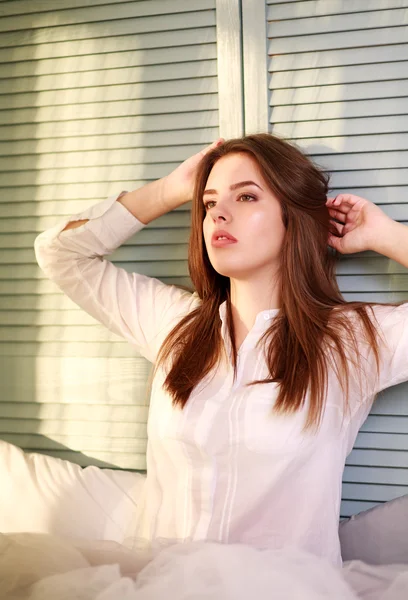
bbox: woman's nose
[212,203,231,222]
[213,213,227,222]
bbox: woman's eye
[204,200,216,210]
[238,194,255,202]
[204,194,255,210]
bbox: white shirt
[34,192,408,569]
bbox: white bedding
[1,441,407,599]
[1,532,408,600]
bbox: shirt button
[263,313,270,320]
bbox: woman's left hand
[326,194,393,254]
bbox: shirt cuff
[36,192,146,255]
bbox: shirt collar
[218,300,279,326]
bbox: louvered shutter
[262,0,408,517]
[0,0,218,470]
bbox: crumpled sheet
[1,532,407,600]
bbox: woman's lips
[211,238,238,247]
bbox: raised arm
[326,193,408,268]
[326,193,408,392]
[34,140,223,362]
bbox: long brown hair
[152,133,388,432]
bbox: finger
[199,138,225,157]
[329,219,344,236]
[333,194,364,208]
[328,234,342,252]
[328,207,347,222]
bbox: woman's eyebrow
[203,180,263,196]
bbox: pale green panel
[0,0,140,16]
[0,146,206,172]
[0,259,189,282]
[287,134,408,155]
[0,0,216,468]
[270,62,408,89]
[272,116,407,139]
[307,152,408,173]
[336,257,408,275]
[342,482,408,502]
[0,244,189,265]
[271,98,407,123]
[266,1,408,518]
[343,465,408,485]
[0,79,218,111]
[0,95,218,124]
[0,0,215,31]
[0,10,216,48]
[268,25,408,55]
[270,44,408,72]
[267,0,408,19]
[0,227,190,249]
[0,128,219,159]
[267,5,407,36]
[0,0,213,18]
[0,28,216,63]
[2,210,191,231]
[347,449,408,468]
[336,275,408,292]
[270,80,408,105]
[323,188,408,205]
[0,45,218,79]
[0,342,146,359]
[0,108,219,137]
[0,163,184,186]
[3,62,218,95]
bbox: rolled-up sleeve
[34,192,198,363]
[372,303,408,393]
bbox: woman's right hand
[162,138,224,208]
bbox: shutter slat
[0,95,218,125]
[2,60,218,94]
[343,466,408,486]
[0,26,216,63]
[0,244,189,265]
[0,11,217,48]
[271,98,408,123]
[0,211,191,232]
[0,228,190,247]
[0,145,207,171]
[267,8,408,38]
[0,127,220,159]
[0,0,215,32]
[268,0,408,20]
[270,62,408,90]
[0,44,217,79]
[268,26,408,54]
[270,44,408,72]
[0,259,190,281]
[271,80,408,105]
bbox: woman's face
[202,152,286,280]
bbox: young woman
[33,133,408,582]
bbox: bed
[0,440,407,599]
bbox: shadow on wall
[2,7,164,487]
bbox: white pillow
[0,441,146,543]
